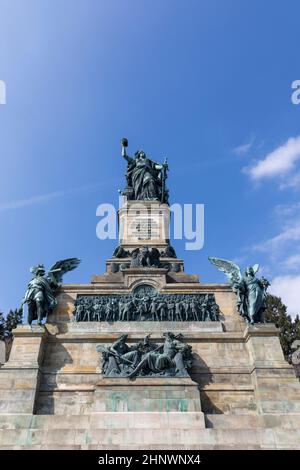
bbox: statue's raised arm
[121,137,133,163]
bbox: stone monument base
[3,146,300,450]
[93,377,204,415]
[0,412,299,449]
[0,288,300,449]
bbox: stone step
[0,412,205,430]
[1,412,299,432]
[206,413,300,429]
[0,426,300,449]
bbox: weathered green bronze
[23,258,81,325]
[120,138,169,203]
[97,332,193,378]
[74,291,219,322]
[208,257,270,324]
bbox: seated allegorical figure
[128,332,193,378]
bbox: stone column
[0,325,47,414]
[245,324,300,414]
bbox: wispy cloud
[254,220,300,253]
[281,254,300,271]
[279,171,300,189]
[254,203,300,253]
[246,135,300,180]
[0,182,105,212]
[233,137,255,156]
[274,202,300,217]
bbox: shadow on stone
[189,352,223,415]
[35,342,73,415]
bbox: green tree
[0,311,5,341]
[265,295,300,361]
[5,308,23,336]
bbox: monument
[0,139,299,450]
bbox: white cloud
[249,202,300,317]
[233,137,254,156]
[270,275,300,318]
[247,135,300,180]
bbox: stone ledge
[250,362,294,371]
[45,332,247,342]
[1,362,41,370]
[244,324,280,339]
[59,283,234,293]
[96,376,198,386]
[12,325,47,338]
[54,321,224,336]
[40,366,253,374]
[121,268,170,275]
[38,383,255,392]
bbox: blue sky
[1,0,300,316]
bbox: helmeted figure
[22,258,80,325]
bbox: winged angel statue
[208,257,270,323]
[22,258,81,325]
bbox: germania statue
[208,257,270,324]
[22,258,81,325]
[120,137,169,203]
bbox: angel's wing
[252,263,260,275]
[47,258,81,283]
[208,257,242,285]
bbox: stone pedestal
[93,377,204,415]
[118,201,170,251]
[245,324,300,414]
[0,318,300,449]
[0,325,46,414]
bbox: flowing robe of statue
[121,139,168,202]
[129,333,191,377]
[132,157,160,200]
[24,275,57,324]
[124,153,162,200]
[146,340,175,372]
[244,275,264,319]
